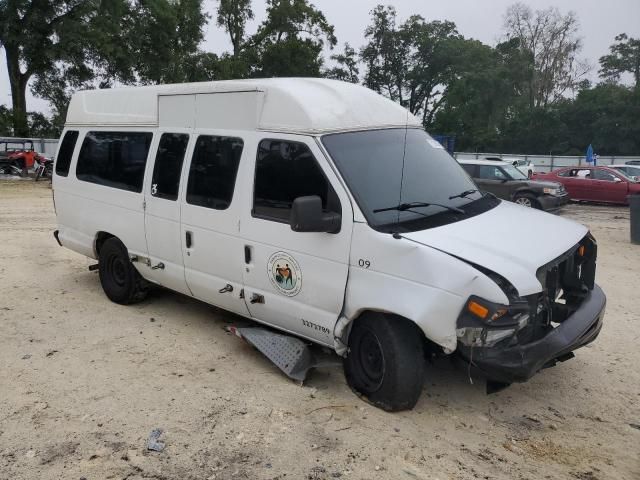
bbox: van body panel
[141,129,193,295]
[343,223,508,350]
[240,133,354,345]
[54,128,152,261]
[158,95,196,129]
[179,130,252,317]
[66,79,421,133]
[403,201,589,296]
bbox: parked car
[610,164,640,181]
[536,166,640,204]
[52,79,604,411]
[459,159,568,211]
[625,160,640,166]
[483,156,535,178]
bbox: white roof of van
[65,78,421,134]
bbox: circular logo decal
[267,252,302,297]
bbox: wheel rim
[515,197,532,207]
[108,254,127,288]
[357,329,385,391]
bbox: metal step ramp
[226,326,341,383]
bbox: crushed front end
[456,234,605,386]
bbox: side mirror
[290,195,341,233]
[613,177,622,183]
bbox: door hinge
[143,199,146,210]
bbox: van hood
[403,201,588,297]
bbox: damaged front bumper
[458,284,605,385]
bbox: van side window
[253,139,341,222]
[186,135,243,210]
[151,133,189,201]
[55,130,79,177]
[76,131,153,192]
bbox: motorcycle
[34,157,54,181]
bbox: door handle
[244,245,252,264]
[185,231,193,249]
[218,284,233,294]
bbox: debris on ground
[147,428,165,452]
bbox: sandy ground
[0,181,638,480]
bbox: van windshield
[322,128,499,232]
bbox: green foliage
[0,0,209,137]
[599,33,640,89]
[2,0,638,156]
[0,105,13,136]
[360,6,466,127]
[248,0,336,78]
[0,106,60,138]
[325,43,359,83]
[217,0,253,57]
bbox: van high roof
[66,78,421,134]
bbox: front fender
[338,224,509,353]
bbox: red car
[535,166,640,205]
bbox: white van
[53,79,605,411]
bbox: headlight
[543,187,560,196]
[456,296,534,347]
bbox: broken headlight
[456,296,534,347]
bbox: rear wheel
[98,238,148,305]
[514,194,539,209]
[344,313,425,412]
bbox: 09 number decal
[358,259,371,269]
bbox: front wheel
[98,238,149,305]
[514,194,539,209]
[344,313,425,412]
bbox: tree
[0,0,208,137]
[132,0,209,84]
[0,1,97,136]
[361,6,463,127]
[432,38,533,151]
[503,2,589,109]
[599,33,640,89]
[217,0,253,58]
[0,105,13,136]
[249,0,337,77]
[325,43,359,83]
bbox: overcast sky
[2,0,639,115]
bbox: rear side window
[186,135,243,210]
[76,131,153,192]
[151,133,189,201]
[593,169,617,181]
[253,139,340,222]
[55,130,79,177]
[461,164,476,176]
[477,165,506,180]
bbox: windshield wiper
[448,189,479,200]
[373,201,464,215]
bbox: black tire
[513,193,539,209]
[98,238,148,305]
[344,313,425,412]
